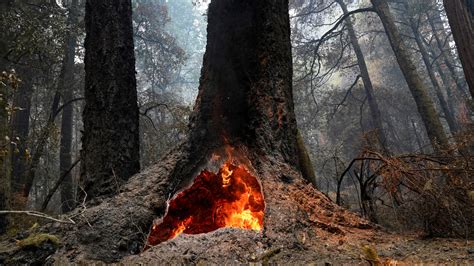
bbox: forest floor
[121,225,474,265]
[0,214,473,264]
[0,164,472,265]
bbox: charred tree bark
[443,0,474,97]
[81,0,140,199]
[371,0,450,152]
[59,0,79,213]
[187,0,298,164]
[336,0,389,152]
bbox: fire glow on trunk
[146,158,265,247]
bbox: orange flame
[146,159,264,247]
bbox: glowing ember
[146,161,265,247]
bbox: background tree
[59,0,80,213]
[81,0,140,199]
[371,0,449,152]
[443,0,474,97]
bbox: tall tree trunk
[336,0,389,152]
[59,0,79,213]
[81,0,140,199]
[186,0,298,167]
[406,11,460,134]
[10,70,32,194]
[371,0,450,152]
[426,9,469,97]
[23,92,60,198]
[443,0,474,97]
[433,56,461,118]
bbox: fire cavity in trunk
[146,158,265,247]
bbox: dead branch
[0,210,75,224]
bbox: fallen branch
[0,210,75,224]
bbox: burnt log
[3,0,374,264]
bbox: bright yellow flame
[169,217,192,239]
[226,209,262,230]
[146,150,264,247]
[221,164,233,188]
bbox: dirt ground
[118,226,473,265]
[1,156,472,265]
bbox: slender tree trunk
[23,92,60,198]
[434,59,460,117]
[443,0,474,97]
[407,13,460,134]
[426,9,469,97]
[81,0,140,199]
[371,0,450,152]
[10,70,32,194]
[296,130,317,186]
[59,0,79,213]
[336,0,389,152]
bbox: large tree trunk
[336,0,389,152]
[443,0,474,97]
[21,0,373,263]
[371,0,450,152]
[81,0,140,199]
[59,0,79,213]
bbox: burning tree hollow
[147,149,265,247]
[17,0,375,263]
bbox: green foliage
[0,2,67,66]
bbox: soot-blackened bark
[81,0,140,199]
[188,0,298,164]
[372,0,450,152]
[443,0,474,97]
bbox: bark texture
[443,0,474,97]
[187,0,298,164]
[371,0,450,152]
[81,0,140,199]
